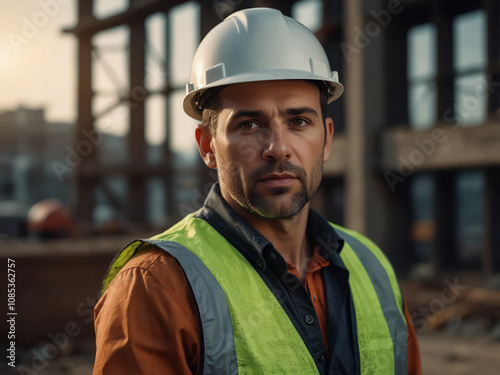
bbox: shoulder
[121,245,176,273]
[108,245,191,294]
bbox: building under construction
[3,2,500,374]
[62,0,499,279]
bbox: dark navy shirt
[196,183,360,375]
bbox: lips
[258,173,298,188]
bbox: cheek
[225,137,262,165]
[213,139,251,171]
[296,135,324,161]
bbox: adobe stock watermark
[384,127,448,192]
[7,0,70,55]
[443,74,500,125]
[14,290,100,375]
[51,127,104,183]
[341,0,409,63]
[384,74,500,192]
[233,127,294,165]
[51,64,166,183]
[410,277,468,333]
[212,0,244,21]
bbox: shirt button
[316,353,326,362]
[304,314,314,325]
[269,252,277,260]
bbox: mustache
[249,161,307,182]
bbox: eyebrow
[230,106,319,121]
[284,106,319,118]
[231,110,264,120]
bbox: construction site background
[1,0,500,373]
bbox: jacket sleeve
[404,303,422,375]
[92,248,202,375]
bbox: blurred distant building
[0,106,133,236]
[63,0,499,281]
[0,107,68,206]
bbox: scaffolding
[65,0,500,279]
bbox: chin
[249,195,308,219]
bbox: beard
[223,156,324,219]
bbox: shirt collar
[197,182,345,271]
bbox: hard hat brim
[183,72,344,121]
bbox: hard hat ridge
[184,7,344,120]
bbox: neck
[235,203,312,280]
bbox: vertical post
[433,2,455,122]
[127,17,148,224]
[385,18,408,127]
[342,0,366,234]
[163,12,177,223]
[432,2,457,270]
[383,11,413,272]
[433,171,458,270]
[71,0,95,229]
[342,0,395,250]
[484,168,500,275]
[484,0,500,116]
[484,0,500,277]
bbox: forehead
[218,80,321,112]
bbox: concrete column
[432,1,457,270]
[484,167,500,276]
[484,0,500,116]
[484,0,500,277]
[127,17,148,223]
[433,171,458,270]
[343,0,367,234]
[163,13,176,223]
[71,0,95,228]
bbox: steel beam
[63,0,185,36]
[127,15,147,223]
[70,0,96,228]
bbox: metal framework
[66,0,499,279]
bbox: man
[93,7,421,375]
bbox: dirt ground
[418,331,500,374]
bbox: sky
[0,0,483,151]
[0,0,321,154]
[0,0,76,121]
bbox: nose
[261,127,292,162]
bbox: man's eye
[290,118,308,127]
[239,121,258,130]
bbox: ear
[323,117,334,163]
[195,124,217,169]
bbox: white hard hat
[183,7,344,120]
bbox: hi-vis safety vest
[102,212,408,375]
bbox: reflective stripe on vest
[102,213,407,374]
[103,213,319,375]
[145,240,239,374]
[334,225,408,375]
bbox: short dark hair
[201,89,224,136]
[201,81,329,135]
